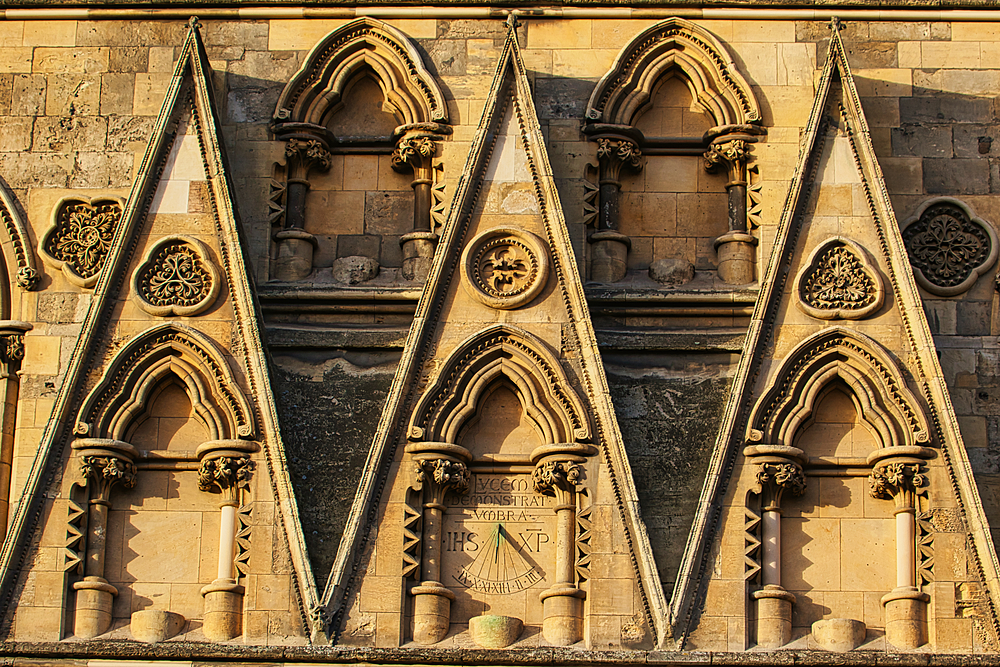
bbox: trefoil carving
[39,196,124,288]
[901,197,998,297]
[795,237,883,320]
[131,235,221,317]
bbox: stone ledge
[3,642,997,665]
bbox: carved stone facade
[0,9,999,667]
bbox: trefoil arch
[746,328,930,452]
[74,323,256,442]
[407,325,591,446]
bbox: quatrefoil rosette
[794,237,884,320]
[131,235,220,317]
[460,227,549,310]
[39,195,125,288]
[901,197,999,297]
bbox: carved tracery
[901,197,998,296]
[131,235,221,317]
[795,237,884,320]
[39,196,124,288]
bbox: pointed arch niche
[270,18,451,284]
[584,18,764,284]
[402,325,597,646]
[66,324,258,642]
[0,176,36,539]
[741,329,934,650]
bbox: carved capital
[870,461,927,511]
[704,138,748,180]
[533,460,583,505]
[1,334,23,364]
[81,455,137,503]
[199,455,255,504]
[392,135,436,176]
[596,138,643,183]
[414,457,469,506]
[284,138,332,182]
[756,461,806,511]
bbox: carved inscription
[444,473,552,595]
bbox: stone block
[914,69,1000,97]
[76,21,187,47]
[0,116,32,152]
[924,158,990,195]
[45,74,101,116]
[12,74,44,116]
[420,38,466,76]
[203,20,268,50]
[900,96,992,124]
[880,157,922,194]
[226,81,282,124]
[25,20,76,46]
[133,73,172,116]
[337,235,380,260]
[853,68,912,97]
[364,191,411,236]
[343,155,379,191]
[891,125,952,158]
[797,20,869,42]
[109,46,148,73]
[0,22,22,47]
[0,47,33,74]
[106,115,154,152]
[922,41,982,69]
[101,73,134,115]
[552,49,618,79]
[22,335,61,376]
[72,151,133,189]
[228,49,299,84]
[527,20,591,49]
[33,47,109,74]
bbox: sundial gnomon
[452,522,543,594]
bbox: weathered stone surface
[106,114,154,151]
[108,46,148,73]
[924,157,990,194]
[891,125,953,158]
[33,116,108,153]
[331,255,380,284]
[12,74,45,116]
[648,257,695,286]
[534,77,592,120]
[364,191,412,236]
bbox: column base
[714,231,757,285]
[273,228,317,281]
[882,586,929,650]
[201,578,245,642]
[411,582,454,645]
[539,586,585,646]
[400,231,438,282]
[73,576,118,639]
[752,584,795,649]
[589,230,631,283]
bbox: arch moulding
[407,325,591,447]
[746,328,930,452]
[586,17,761,129]
[273,17,449,129]
[74,323,256,442]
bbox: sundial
[453,522,542,594]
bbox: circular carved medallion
[460,227,549,310]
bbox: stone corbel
[392,123,449,282]
[272,125,333,280]
[868,445,936,650]
[196,439,258,642]
[704,124,765,285]
[71,438,138,639]
[743,444,806,649]
[584,124,644,283]
[530,442,595,646]
[404,441,471,645]
[0,321,29,378]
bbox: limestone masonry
[0,6,998,665]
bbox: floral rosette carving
[460,227,550,310]
[901,198,998,297]
[39,196,125,288]
[131,235,220,317]
[794,237,883,320]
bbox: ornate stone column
[704,124,764,285]
[197,440,257,642]
[743,444,806,649]
[868,446,936,650]
[404,442,471,644]
[71,438,138,639]
[585,125,644,283]
[273,134,332,280]
[533,458,586,646]
[392,124,445,283]
[0,320,30,538]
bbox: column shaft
[762,509,781,587]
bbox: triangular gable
[671,20,1000,652]
[322,17,667,649]
[0,18,317,639]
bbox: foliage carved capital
[284,138,333,181]
[392,135,436,175]
[756,461,806,511]
[596,138,643,182]
[414,457,470,506]
[533,460,583,504]
[199,455,255,503]
[870,461,927,511]
[81,455,137,502]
